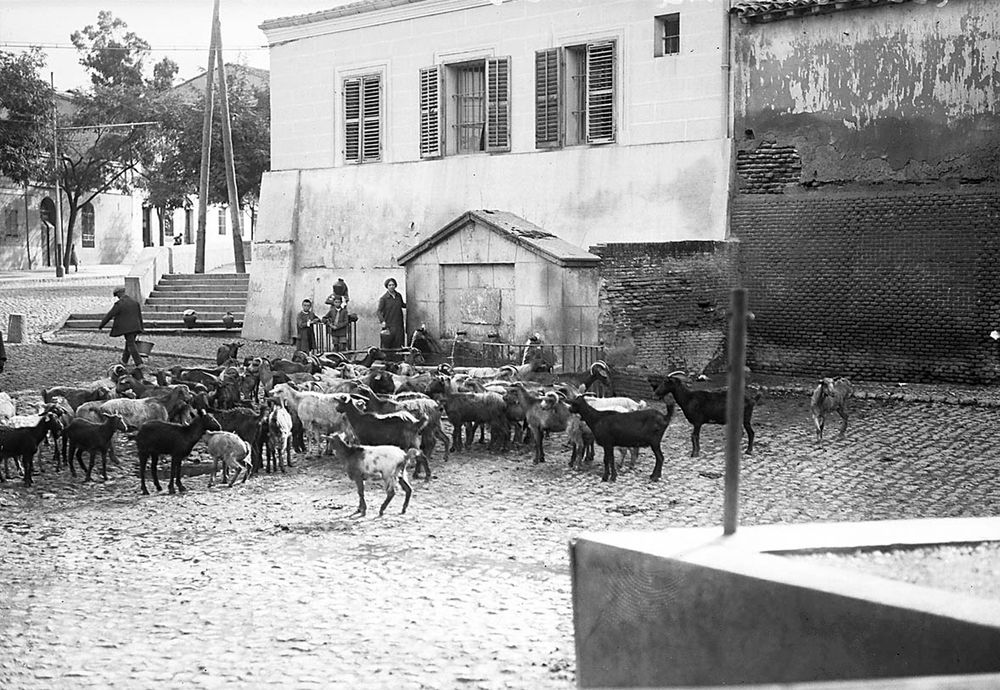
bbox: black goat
[135,409,222,495]
[335,397,430,480]
[216,341,243,366]
[65,413,128,481]
[567,396,673,482]
[0,411,63,487]
[652,372,759,457]
[426,377,508,453]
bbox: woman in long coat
[376,278,406,349]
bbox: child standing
[295,299,321,352]
[323,294,350,351]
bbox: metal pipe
[723,288,748,535]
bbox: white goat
[810,377,854,443]
[324,432,419,518]
[204,431,252,487]
[265,398,293,473]
[269,383,354,454]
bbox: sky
[0,0,353,91]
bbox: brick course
[734,189,1000,383]
[590,242,740,376]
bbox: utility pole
[213,12,247,273]
[195,0,220,274]
[50,72,64,277]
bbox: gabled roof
[398,210,600,268]
[731,0,916,23]
[171,64,269,101]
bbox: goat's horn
[590,360,610,376]
[666,370,687,378]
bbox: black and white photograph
[1,0,999,687]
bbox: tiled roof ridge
[260,0,430,32]
[732,0,918,20]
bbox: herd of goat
[0,339,856,517]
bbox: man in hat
[99,286,145,366]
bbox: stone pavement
[2,278,1000,688]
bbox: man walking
[99,286,145,366]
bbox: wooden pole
[50,72,64,277]
[213,14,247,273]
[723,288,749,535]
[195,0,220,274]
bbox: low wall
[591,241,740,374]
[572,519,1000,687]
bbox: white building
[249,0,732,344]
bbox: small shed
[398,210,601,345]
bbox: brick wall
[590,241,740,377]
[734,189,1000,383]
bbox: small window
[655,13,680,57]
[4,208,18,239]
[344,74,381,163]
[81,202,95,247]
[218,206,227,235]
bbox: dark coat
[99,295,144,336]
[377,291,405,333]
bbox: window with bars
[655,13,680,57]
[344,74,381,163]
[4,209,18,239]
[535,40,616,148]
[218,206,227,235]
[419,56,510,158]
[81,202,95,247]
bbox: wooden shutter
[535,49,561,148]
[419,66,442,158]
[485,57,510,152]
[344,78,361,162]
[345,75,381,163]
[586,41,615,144]
[361,76,381,161]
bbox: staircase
[63,273,250,333]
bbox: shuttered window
[344,74,381,164]
[485,57,511,152]
[534,49,561,148]
[586,41,615,144]
[419,66,442,158]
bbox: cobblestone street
[1,280,999,688]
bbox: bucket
[136,340,154,357]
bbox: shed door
[442,263,515,341]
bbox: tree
[172,66,270,229]
[0,48,52,186]
[70,11,149,89]
[55,13,165,271]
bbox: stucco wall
[0,185,142,270]
[265,0,728,169]
[246,140,730,344]
[733,0,1000,186]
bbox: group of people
[296,276,407,353]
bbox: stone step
[158,274,249,284]
[145,298,248,308]
[150,284,248,294]
[63,318,243,331]
[70,310,245,320]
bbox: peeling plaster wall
[733,0,1000,185]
